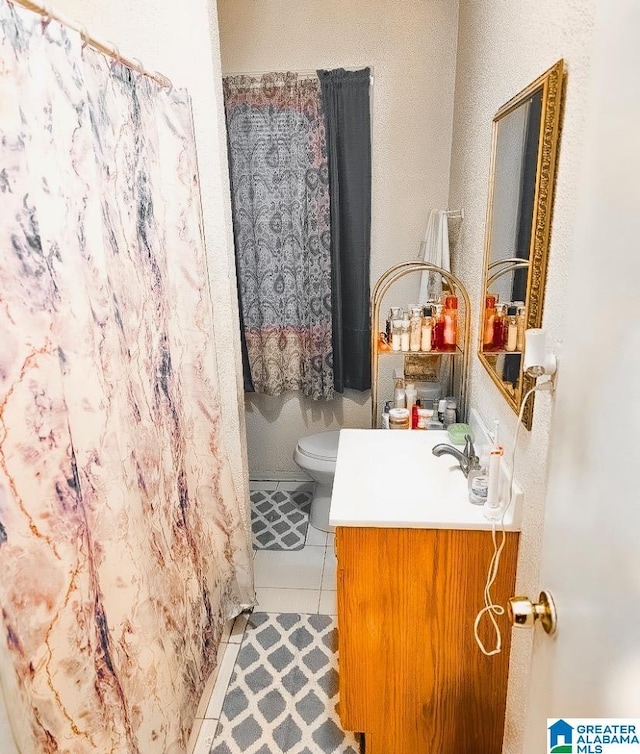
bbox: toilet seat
[296,431,340,462]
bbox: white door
[522,1,640,751]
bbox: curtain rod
[223,66,374,85]
[7,0,172,89]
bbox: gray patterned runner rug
[209,613,360,754]
[251,489,312,550]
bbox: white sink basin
[329,429,522,531]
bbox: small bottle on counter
[400,312,410,352]
[405,381,417,413]
[516,306,526,351]
[443,295,458,350]
[421,306,433,352]
[415,400,431,429]
[411,402,420,430]
[505,305,518,351]
[483,294,497,349]
[443,396,457,427]
[381,400,394,429]
[429,399,444,430]
[432,304,445,350]
[409,306,422,352]
[389,408,410,429]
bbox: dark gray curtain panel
[317,68,372,392]
[223,74,334,401]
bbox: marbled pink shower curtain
[0,3,254,753]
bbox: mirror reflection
[478,61,565,428]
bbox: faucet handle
[463,434,475,458]
[464,435,479,468]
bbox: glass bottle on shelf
[432,304,445,351]
[409,306,422,352]
[505,305,518,352]
[492,303,506,350]
[400,312,410,352]
[483,294,497,349]
[378,331,392,351]
[392,318,402,351]
[443,295,458,351]
[421,306,433,352]
[516,306,526,351]
[386,307,396,345]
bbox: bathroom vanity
[330,429,521,754]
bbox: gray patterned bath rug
[209,612,360,754]
[250,488,312,551]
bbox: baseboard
[248,473,312,483]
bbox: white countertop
[329,429,522,531]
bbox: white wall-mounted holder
[523,328,557,380]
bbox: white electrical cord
[473,379,554,656]
[473,519,506,655]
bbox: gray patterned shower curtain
[223,74,335,401]
[0,3,253,752]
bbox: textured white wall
[217,0,460,478]
[448,2,596,751]
[47,0,250,508]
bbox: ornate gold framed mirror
[478,60,565,429]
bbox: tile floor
[188,479,337,754]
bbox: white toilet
[293,430,340,532]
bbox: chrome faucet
[432,435,479,478]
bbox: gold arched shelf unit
[370,262,471,428]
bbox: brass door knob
[507,590,557,635]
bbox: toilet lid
[297,431,341,461]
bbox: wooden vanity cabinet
[336,526,519,754]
